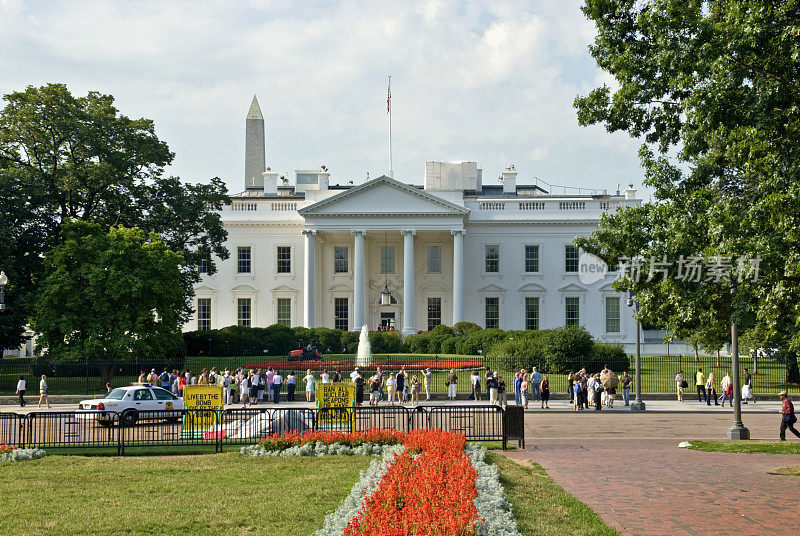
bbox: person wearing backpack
[160,368,170,389]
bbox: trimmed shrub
[485,337,546,372]
[368,331,404,353]
[340,331,360,353]
[541,326,594,373]
[591,342,630,373]
[439,336,459,354]
[453,322,481,337]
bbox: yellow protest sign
[182,385,224,437]
[316,383,355,431]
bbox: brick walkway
[505,412,800,536]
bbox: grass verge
[488,452,619,536]
[687,440,800,454]
[0,452,371,536]
[773,466,800,476]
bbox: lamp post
[627,291,645,411]
[727,321,750,439]
[0,271,7,311]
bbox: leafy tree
[574,0,800,383]
[0,84,229,349]
[32,222,185,385]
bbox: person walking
[409,374,420,406]
[447,369,458,400]
[695,368,706,403]
[272,370,282,404]
[470,370,482,401]
[239,374,250,408]
[720,372,733,407]
[386,373,396,406]
[16,375,27,407]
[303,369,315,402]
[531,367,542,401]
[520,373,529,409]
[513,372,523,406]
[540,375,550,409]
[286,371,296,402]
[742,368,756,404]
[706,372,718,406]
[779,391,800,441]
[38,374,51,409]
[395,368,405,404]
[423,368,432,401]
[487,373,498,405]
[621,371,632,406]
[675,370,685,402]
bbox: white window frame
[564,244,579,274]
[274,244,294,277]
[236,245,254,275]
[564,296,581,326]
[426,245,442,274]
[483,244,501,275]
[484,296,500,329]
[333,245,350,275]
[524,244,541,274]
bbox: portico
[297,176,468,333]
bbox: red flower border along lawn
[344,429,479,536]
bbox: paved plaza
[507,411,800,536]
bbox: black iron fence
[3,405,524,454]
[2,353,796,396]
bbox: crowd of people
[675,368,757,405]
[566,366,630,411]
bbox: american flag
[387,76,391,113]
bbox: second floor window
[277,246,291,273]
[427,246,441,273]
[565,245,579,273]
[334,246,348,273]
[380,245,395,274]
[485,245,500,273]
[525,245,539,273]
[237,246,251,274]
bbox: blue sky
[0,0,647,196]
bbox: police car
[78,384,183,426]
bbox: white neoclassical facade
[187,97,644,347]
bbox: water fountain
[355,324,372,368]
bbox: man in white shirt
[720,372,732,406]
[321,370,330,383]
[350,367,360,382]
[272,371,282,404]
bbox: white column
[352,230,366,331]
[302,230,316,328]
[451,229,465,324]
[401,230,416,336]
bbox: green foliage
[0,83,228,347]
[591,343,629,373]
[33,221,185,366]
[575,0,800,383]
[485,337,546,372]
[453,321,481,337]
[367,330,404,353]
[541,326,594,373]
[340,330,360,353]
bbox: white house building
[187,97,645,347]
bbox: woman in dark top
[540,376,550,409]
[354,372,365,406]
[395,370,405,404]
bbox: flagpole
[388,75,393,179]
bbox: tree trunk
[786,352,800,385]
[666,341,670,358]
[694,344,699,362]
[716,350,720,367]
[753,352,757,375]
[98,363,116,391]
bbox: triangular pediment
[558,283,587,293]
[271,284,298,293]
[478,284,507,293]
[299,176,468,216]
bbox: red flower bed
[0,444,17,454]
[343,429,479,536]
[258,429,406,451]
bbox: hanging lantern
[380,284,393,306]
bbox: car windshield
[106,388,127,400]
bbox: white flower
[0,448,46,463]
[467,445,524,536]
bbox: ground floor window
[197,298,211,331]
[276,298,291,327]
[334,297,348,331]
[427,297,442,331]
[525,297,539,331]
[485,297,499,329]
[237,298,251,327]
[565,297,580,326]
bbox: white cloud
[0,0,644,192]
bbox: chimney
[263,170,279,196]
[500,164,517,194]
[624,183,637,200]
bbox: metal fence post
[501,406,507,451]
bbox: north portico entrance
[298,176,468,335]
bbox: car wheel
[121,410,138,427]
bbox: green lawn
[687,440,800,454]
[774,466,800,476]
[0,452,371,535]
[488,453,619,536]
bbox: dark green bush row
[184,323,628,374]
